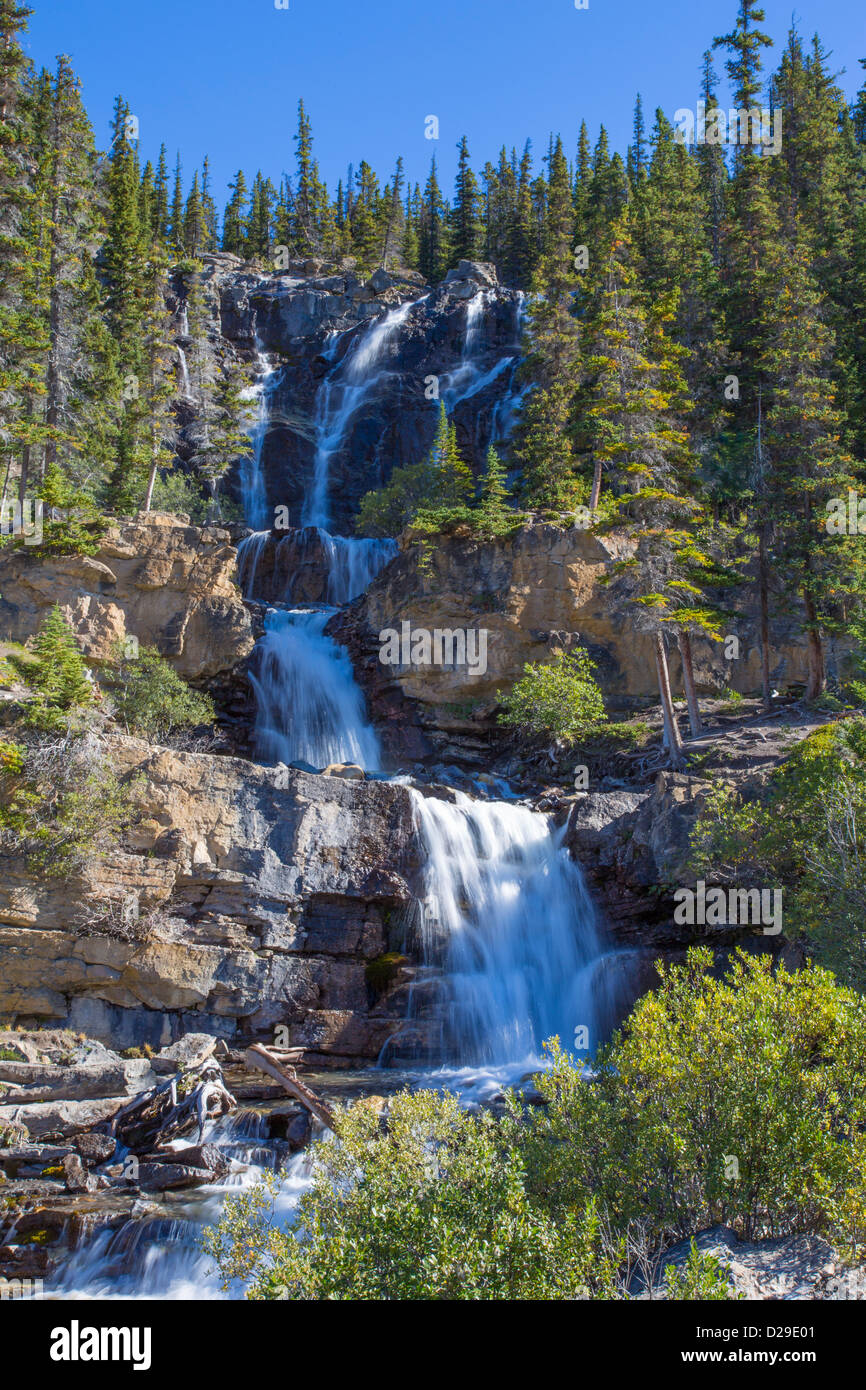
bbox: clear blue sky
[24,0,866,207]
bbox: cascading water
[248,606,381,769]
[303,298,418,529]
[236,301,420,774]
[240,348,281,531]
[397,790,617,1091]
[442,290,526,449]
[51,1112,323,1299]
[176,346,191,399]
[319,531,397,605]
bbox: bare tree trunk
[143,455,158,513]
[654,631,685,770]
[18,442,31,507]
[678,629,702,737]
[803,588,825,701]
[758,526,772,712]
[589,457,602,510]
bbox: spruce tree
[221,170,248,256]
[451,135,482,263]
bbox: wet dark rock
[72,1132,117,1167]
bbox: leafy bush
[688,717,866,990]
[205,949,866,1300]
[522,949,866,1253]
[0,730,139,876]
[8,606,94,731]
[498,648,606,740]
[356,457,438,537]
[101,643,214,741]
[204,1088,614,1301]
[663,1242,738,1301]
[149,468,210,523]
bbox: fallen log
[244,1044,335,1132]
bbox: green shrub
[101,643,214,741]
[205,948,866,1300]
[498,648,606,740]
[149,468,210,523]
[522,949,866,1253]
[0,730,139,876]
[204,1088,614,1301]
[688,717,866,990]
[663,1242,739,1301]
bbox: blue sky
[24,0,866,207]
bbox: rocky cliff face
[195,254,524,531]
[0,514,254,681]
[327,520,816,762]
[0,734,421,1062]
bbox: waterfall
[240,348,280,531]
[441,287,521,422]
[248,607,382,769]
[490,291,528,444]
[176,346,191,399]
[319,532,398,605]
[236,529,271,598]
[406,790,612,1078]
[302,298,417,528]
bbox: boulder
[150,1033,216,1076]
[0,1098,124,1140]
[62,1152,97,1193]
[637,1225,866,1301]
[72,1132,117,1166]
[136,1161,218,1192]
[158,1141,229,1177]
[322,763,365,780]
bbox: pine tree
[17,603,94,717]
[221,170,248,256]
[379,156,405,269]
[36,55,104,480]
[478,444,510,530]
[152,144,169,244]
[182,169,205,258]
[102,97,147,507]
[418,156,449,284]
[169,152,184,256]
[760,233,859,700]
[200,156,218,252]
[451,135,482,263]
[628,94,647,191]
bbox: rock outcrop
[0,735,420,1062]
[0,515,254,681]
[329,521,819,762]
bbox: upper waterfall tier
[214,260,525,532]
